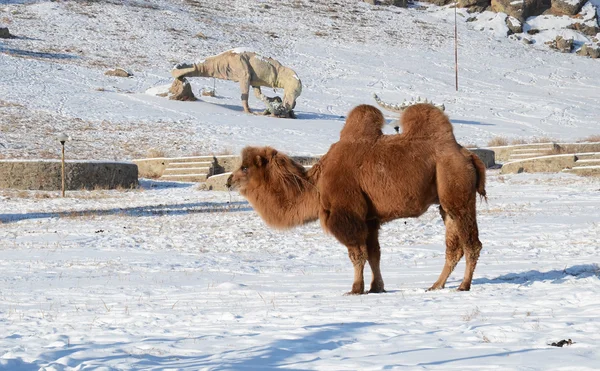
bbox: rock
[577,44,600,58]
[547,36,573,53]
[104,68,132,77]
[522,37,533,44]
[567,22,600,37]
[550,0,587,16]
[0,27,12,39]
[168,77,197,101]
[506,16,523,34]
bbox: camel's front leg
[346,245,368,295]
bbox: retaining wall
[0,160,138,190]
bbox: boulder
[457,0,491,12]
[550,0,587,16]
[168,78,197,101]
[506,16,523,34]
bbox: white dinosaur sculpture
[172,48,302,118]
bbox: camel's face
[226,146,278,194]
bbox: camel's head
[227,146,308,196]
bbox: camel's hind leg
[429,205,482,291]
[428,206,464,291]
[456,212,483,291]
[366,219,385,293]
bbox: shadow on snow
[473,264,600,286]
[22,322,375,370]
[0,201,252,223]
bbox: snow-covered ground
[1,0,600,369]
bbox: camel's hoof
[426,285,443,292]
[368,281,386,293]
[344,290,366,296]
[457,285,471,292]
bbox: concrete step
[167,161,212,168]
[575,153,600,161]
[163,156,215,163]
[509,153,551,159]
[159,173,208,182]
[574,159,600,166]
[511,147,553,153]
[163,167,210,175]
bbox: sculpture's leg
[366,219,385,293]
[428,206,464,291]
[239,80,251,113]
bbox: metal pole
[454,1,458,92]
[61,141,65,197]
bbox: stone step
[163,167,210,175]
[167,161,212,168]
[159,173,208,182]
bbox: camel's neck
[244,172,320,229]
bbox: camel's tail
[469,150,487,201]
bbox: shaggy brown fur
[228,104,486,295]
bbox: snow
[2,0,600,369]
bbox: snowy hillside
[1,0,600,370]
[1,0,599,160]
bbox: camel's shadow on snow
[23,322,375,371]
[0,201,251,223]
[473,264,599,286]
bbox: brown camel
[227,104,486,294]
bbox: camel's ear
[266,148,278,159]
[254,155,265,168]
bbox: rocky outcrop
[491,0,551,21]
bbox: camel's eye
[241,166,248,173]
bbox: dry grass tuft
[146,148,166,158]
[487,136,509,147]
[577,135,600,143]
